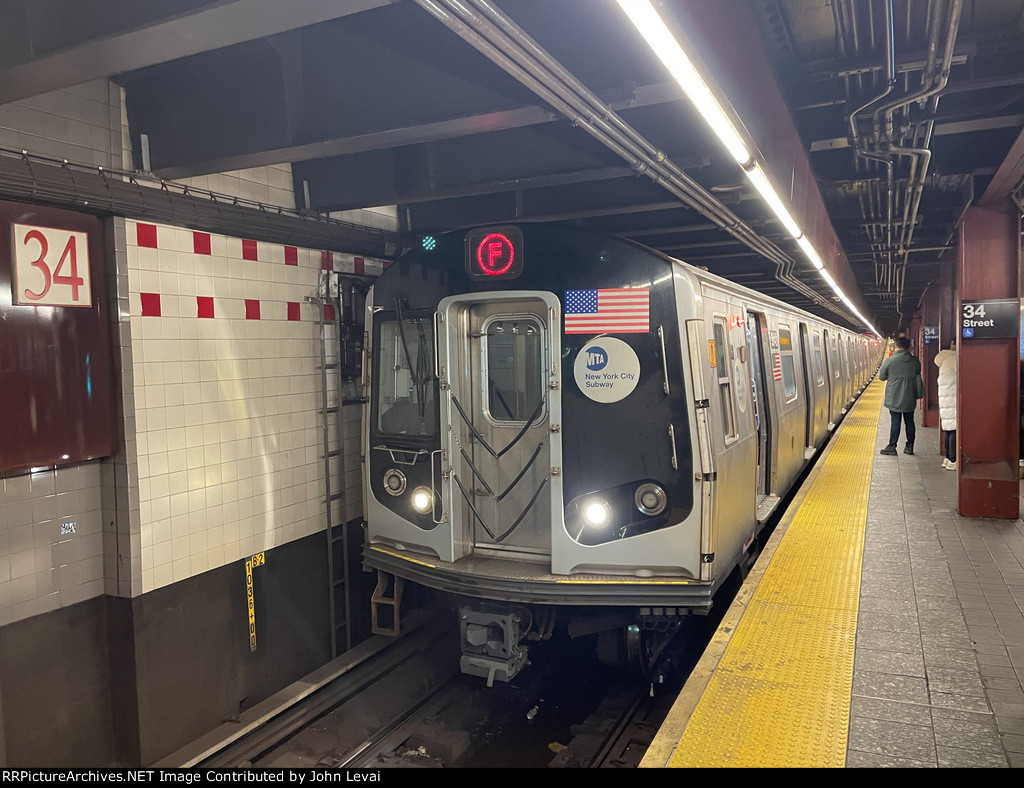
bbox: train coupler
[458,604,529,687]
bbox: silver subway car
[362,224,881,684]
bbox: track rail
[154,609,459,768]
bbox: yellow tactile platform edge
[647,379,884,768]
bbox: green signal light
[422,236,437,251]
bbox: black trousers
[945,429,956,462]
[888,409,915,448]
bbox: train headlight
[411,486,433,515]
[382,469,407,496]
[634,483,667,516]
[582,499,612,528]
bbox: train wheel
[595,624,643,673]
[596,622,681,678]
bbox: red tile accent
[245,299,261,320]
[354,256,365,275]
[193,232,211,255]
[287,302,301,321]
[285,246,298,266]
[137,223,158,248]
[140,293,161,317]
[242,239,258,261]
[324,304,336,321]
[321,251,333,271]
[197,296,215,319]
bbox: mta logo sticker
[574,337,640,404]
[586,347,608,371]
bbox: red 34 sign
[11,223,92,308]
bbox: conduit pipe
[849,0,896,153]
[414,0,847,317]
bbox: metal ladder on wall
[311,273,352,659]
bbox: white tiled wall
[0,465,105,626]
[121,220,381,593]
[330,206,399,233]
[0,80,129,169]
[1,79,129,626]
[174,165,297,210]
[0,77,387,620]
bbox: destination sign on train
[465,226,524,281]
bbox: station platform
[642,378,1024,768]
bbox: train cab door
[745,311,771,503]
[436,292,562,563]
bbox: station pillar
[957,205,1020,518]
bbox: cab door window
[483,316,545,423]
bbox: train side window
[812,332,824,385]
[779,324,797,401]
[712,318,737,440]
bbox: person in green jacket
[878,336,923,456]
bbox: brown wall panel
[0,200,113,473]
[0,531,335,766]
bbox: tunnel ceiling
[2,0,1023,335]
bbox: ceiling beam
[811,114,1024,152]
[0,0,390,103]
[978,124,1024,206]
[155,81,685,180]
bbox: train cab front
[362,225,713,683]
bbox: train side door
[437,292,562,562]
[745,311,771,502]
[799,323,814,451]
[823,328,837,428]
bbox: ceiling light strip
[617,0,880,337]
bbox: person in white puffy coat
[934,341,957,470]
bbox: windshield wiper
[393,298,433,421]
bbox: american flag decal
[564,288,650,334]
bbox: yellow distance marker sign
[246,553,265,651]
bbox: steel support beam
[158,82,686,180]
[978,124,1024,207]
[0,0,391,103]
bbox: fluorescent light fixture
[745,163,801,238]
[617,1,882,340]
[616,0,751,166]
[796,236,825,269]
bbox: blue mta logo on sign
[586,346,608,371]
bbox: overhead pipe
[458,0,849,316]
[890,0,962,313]
[848,0,896,153]
[420,1,755,247]
[458,0,748,235]
[457,0,809,276]
[414,0,848,317]
[458,0,845,316]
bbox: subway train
[361,223,882,684]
